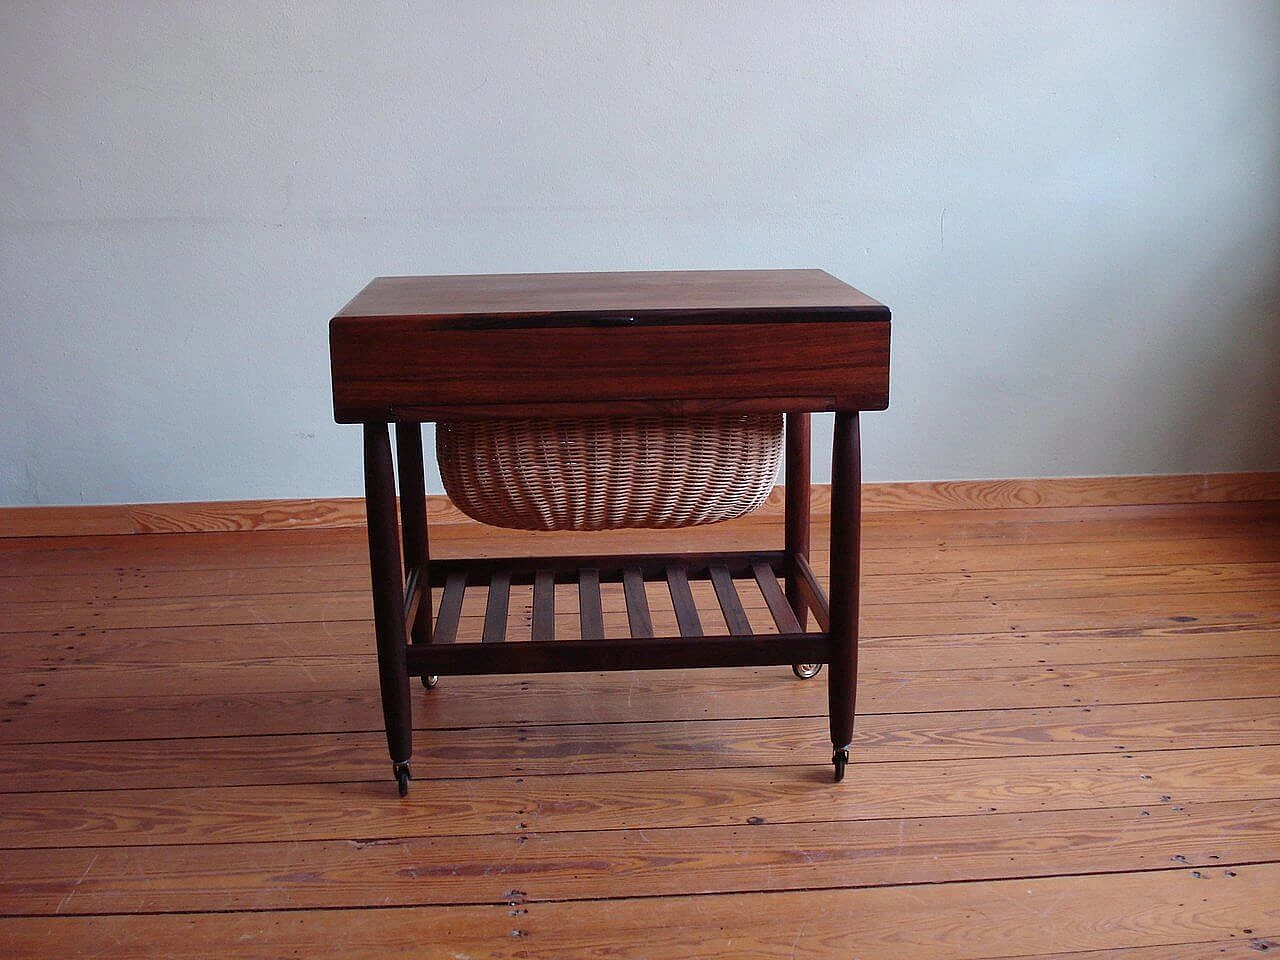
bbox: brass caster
[421,675,439,689]
[792,663,822,679]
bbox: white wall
[3,1,1278,506]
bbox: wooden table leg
[364,422,413,795]
[784,412,811,629]
[395,422,434,656]
[827,411,861,782]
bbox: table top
[335,269,887,326]
[330,269,890,421]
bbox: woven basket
[437,414,783,531]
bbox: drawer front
[331,319,889,422]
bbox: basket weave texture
[437,414,783,531]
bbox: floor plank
[5,531,1279,582]
[7,626,1280,700]
[6,658,1280,742]
[2,799,1275,915]
[4,617,1278,675]
[1006,942,1280,960]
[3,745,1277,849]
[7,558,1280,606]
[1,501,1276,576]
[0,864,1276,959]
[3,581,1278,636]
[2,698,1277,792]
[2,494,1277,958]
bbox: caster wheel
[832,747,849,783]
[393,762,411,797]
[792,663,822,680]
[421,675,439,689]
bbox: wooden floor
[1,494,1279,958]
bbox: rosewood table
[329,269,891,795]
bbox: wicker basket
[437,414,783,531]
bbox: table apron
[330,320,889,421]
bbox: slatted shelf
[405,551,828,676]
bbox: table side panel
[331,319,890,421]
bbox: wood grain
[8,616,1278,677]
[1,865,1276,959]
[3,471,1276,539]
[334,269,885,318]
[6,617,1280,700]
[3,799,1274,915]
[1010,942,1280,960]
[2,698,1277,792]
[3,502,1277,581]
[3,745,1277,849]
[5,657,1280,742]
[331,320,890,420]
[4,562,1279,632]
[330,272,890,413]
[8,554,1280,608]
[855,472,1280,513]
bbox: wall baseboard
[2,472,1277,539]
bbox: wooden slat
[665,565,703,637]
[431,571,466,644]
[531,569,556,642]
[752,561,802,633]
[480,571,510,643]
[622,567,654,639]
[578,568,604,641]
[401,565,422,626]
[709,564,752,635]
[794,554,831,631]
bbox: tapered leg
[364,422,413,795]
[827,412,861,782]
[394,421,433,649]
[784,412,812,629]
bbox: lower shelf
[404,549,831,676]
